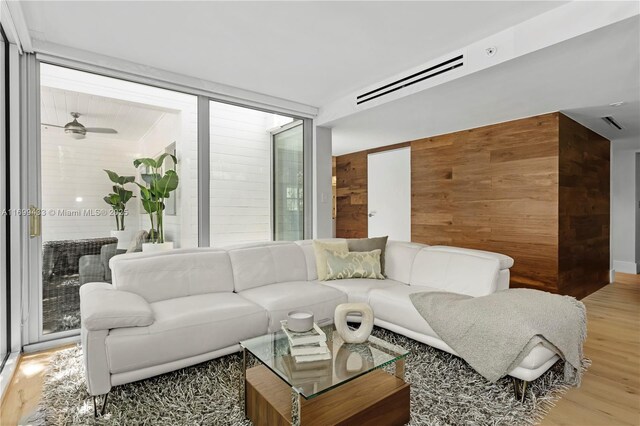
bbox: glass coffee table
[239,323,410,426]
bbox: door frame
[271,120,305,241]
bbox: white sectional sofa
[79,239,559,400]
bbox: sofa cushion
[320,278,403,304]
[325,249,384,280]
[384,241,428,284]
[313,240,349,280]
[228,246,276,292]
[110,249,234,302]
[268,244,308,284]
[295,241,318,280]
[410,250,500,297]
[105,293,268,374]
[239,281,347,332]
[369,284,442,338]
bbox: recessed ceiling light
[75,197,83,202]
[609,101,625,107]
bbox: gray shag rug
[28,328,587,425]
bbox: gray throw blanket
[410,288,587,385]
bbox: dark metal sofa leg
[101,392,109,416]
[512,378,529,402]
[93,393,109,418]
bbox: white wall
[136,111,194,247]
[209,101,292,245]
[611,142,640,274]
[314,126,333,238]
[41,131,140,242]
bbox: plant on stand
[103,170,136,249]
[134,153,179,252]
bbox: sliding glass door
[0,28,8,363]
[208,101,305,245]
[33,63,198,339]
[273,121,304,241]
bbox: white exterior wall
[209,101,291,245]
[40,132,141,242]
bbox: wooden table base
[245,365,410,426]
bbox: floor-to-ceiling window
[24,61,311,345]
[35,64,198,338]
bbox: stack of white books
[281,321,331,363]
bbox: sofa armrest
[80,282,154,331]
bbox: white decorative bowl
[286,310,314,332]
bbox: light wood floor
[1,275,639,426]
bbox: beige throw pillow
[325,249,384,280]
[313,240,348,280]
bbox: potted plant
[134,153,179,252]
[103,170,136,250]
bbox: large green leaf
[133,157,157,169]
[141,173,161,186]
[104,169,121,184]
[153,170,179,198]
[118,175,136,185]
[156,153,178,169]
[116,187,134,204]
[141,197,158,214]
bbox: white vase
[110,229,134,250]
[334,303,375,343]
[142,242,174,253]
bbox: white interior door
[367,147,411,241]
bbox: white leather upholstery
[384,240,427,284]
[268,244,308,284]
[410,250,500,297]
[81,327,110,396]
[295,240,318,280]
[239,281,347,332]
[106,293,267,374]
[369,284,442,338]
[320,278,403,304]
[427,245,514,269]
[81,239,557,396]
[80,282,153,331]
[110,249,234,302]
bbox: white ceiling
[20,1,567,107]
[40,86,170,141]
[328,16,640,155]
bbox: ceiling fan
[42,112,118,139]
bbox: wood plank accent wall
[334,112,610,297]
[558,114,610,298]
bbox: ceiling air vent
[356,54,464,105]
[602,116,623,130]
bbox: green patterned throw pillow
[324,249,384,280]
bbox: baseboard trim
[0,352,20,406]
[613,261,639,275]
[23,335,80,354]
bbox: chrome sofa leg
[93,396,98,418]
[512,378,529,402]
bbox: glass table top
[240,323,409,399]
